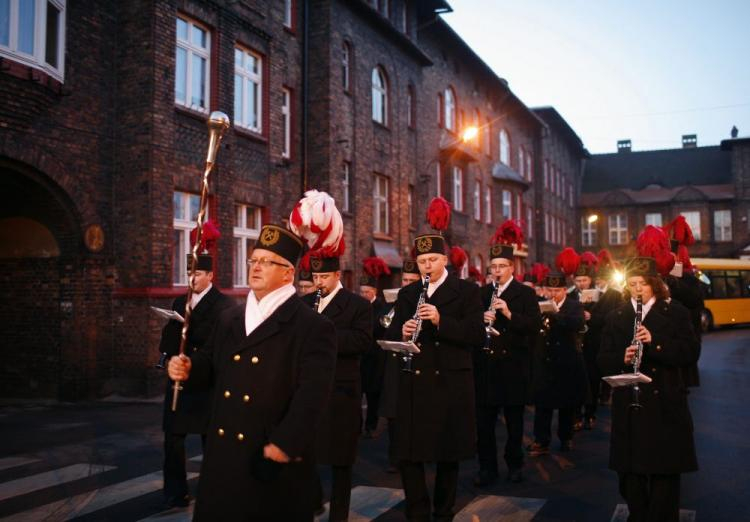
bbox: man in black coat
[304,254,372,522]
[598,256,698,522]
[528,272,586,456]
[385,234,485,522]
[158,253,233,508]
[359,272,388,438]
[167,225,337,521]
[474,242,540,486]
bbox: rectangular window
[502,190,512,220]
[176,16,210,112]
[608,214,628,245]
[645,212,662,227]
[518,148,525,179]
[234,46,263,132]
[342,162,351,213]
[526,151,533,181]
[233,204,262,287]
[281,87,291,158]
[680,211,701,240]
[484,185,492,224]
[569,183,574,207]
[473,180,481,221]
[435,163,442,198]
[373,174,389,234]
[400,1,407,32]
[581,217,597,247]
[714,209,732,241]
[173,191,203,286]
[452,167,463,212]
[408,184,416,228]
[483,119,491,156]
[526,206,533,238]
[544,213,549,242]
[283,0,294,29]
[342,42,350,92]
[515,194,522,221]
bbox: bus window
[742,271,750,297]
[726,276,742,298]
[712,277,727,298]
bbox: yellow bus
[691,258,750,331]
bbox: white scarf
[631,296,656,320]
[190,283,212,310]
[427,269,448,298]
[318,281,343,313]
[245,283,297,336]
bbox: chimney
[731,126,739,138]
[682,134,697,148]
[617,139,632,153]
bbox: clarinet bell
[486,325,500,337]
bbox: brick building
[580,135,750,259]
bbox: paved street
[0,328,748,521]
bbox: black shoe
[473,470,498,487]
[164,494,192,509]
[560,440,573,452]
[507,468,523,483]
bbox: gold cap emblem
[491,244,503,257]
[416,236,433,253]
[259,227,280,247]
[311,257,323,271]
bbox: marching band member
[296,268,315,296]
[572,250,599,431]
[528,266,586,456]
[359,256,392,438]
[299,194,372,522]
[598,225,698,522]
[385,197,485,521]
[473,221,540,486]
[167,213,337,520]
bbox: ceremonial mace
[172,111,230,412]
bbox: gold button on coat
[237,433,245,441]
[233,354,241,361]
[251,356,259,364]
[243,395,250,402]
[224,390,231,398]
[218,428,225,436]
[415,370,421,375]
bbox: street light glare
[462,126,478,142]
[587,214,598,223]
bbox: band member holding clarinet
[157,222,233,508]
[167,207,338,520]
[473,221,540,486]
[303,224,372,521]
[384,197,485,522]
[598,225,698,522]
[571,250,598,431]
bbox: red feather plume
[449,246,468,270]
[597,249,614,268]
[677,245,693,271]
[530,263,550,285]
[636,225,675,276]
[299,251,312,271]
[190,219,220,252]
[490,219,524,248]
[580,251,599,271]
[468,266,482,281]
[664,216,695,246]
[556,247,580,277]
[427,197,451,232]
[363,256,391,278]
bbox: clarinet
[312,288,322,313]
[483,280,502,352]
[404,275,430,372]
[630,295,644,410]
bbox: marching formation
[159,189,701,522]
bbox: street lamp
[461,126,478,143]
[587,214,599,224]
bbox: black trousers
[476,404,524,473]
[400,460,458,521]
[163,432,205,499]
[533,407,574,445]
[618,473,681,522]
[315,465,353,522]
[364,390,381,432]
[387,418,397,463]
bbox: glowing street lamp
[461,126,479,142]
[587,214,599,224]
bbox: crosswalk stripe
[188,455,202,463]
[0,457,40,472]
[317,486,405,522]
[454,495,546,522]
[0,463,115,503]
[0,471,198,521]
[611,504,696,522]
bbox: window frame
[175,15,211,113]
[473,179,482,221]
[234,45,264,133]
[342,161,351,213]
[484,185,492,224]
[283,0,295,30]
[444,87,456,132]
[714,209,732,242]
[407,84,416,129]
[173,191,206,286]
[452,166,464,212]
[373,174,390,234]
[644,212,662,227]
[281,86,292,158]
[342,41,351,93]
[233,204,262,288]
[502,189,512,220]
[371,66,388,125]
[499,129,510,166]
[679,211,702,241]
[608,213,628,245]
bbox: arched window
[372,67,387,124]
[444,87,456,131]
[499,129,510,165]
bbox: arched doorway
[0,159,81,398]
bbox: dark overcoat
[377,303,400,419]
[187,295,337,521]
[361,297,390,395]
[597,299,699,474]
[159,286,233,434]
[665,273,704,387]
[385,274,485,462]
[533,297,588,409]
[473,279,540,406]
[583,288,623,391]
[303,288,372,466]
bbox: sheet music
[377,340,421,354]
[150,306,184,323]
[602,372,652,388]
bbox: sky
[443,0,750,154]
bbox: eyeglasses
[490,264,512,270]
[247,257,292,269]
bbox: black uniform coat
[665,273,704,387]
[533,297,587,409]
[474,279,541,406]
[583,288,623,390]
[159,286,233,434]
[361,297,390,395]
[302,288,372,466]
[385,274,485,462]
[377,302,401,419]
[187,295,338,521]
[597,299,699,474]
